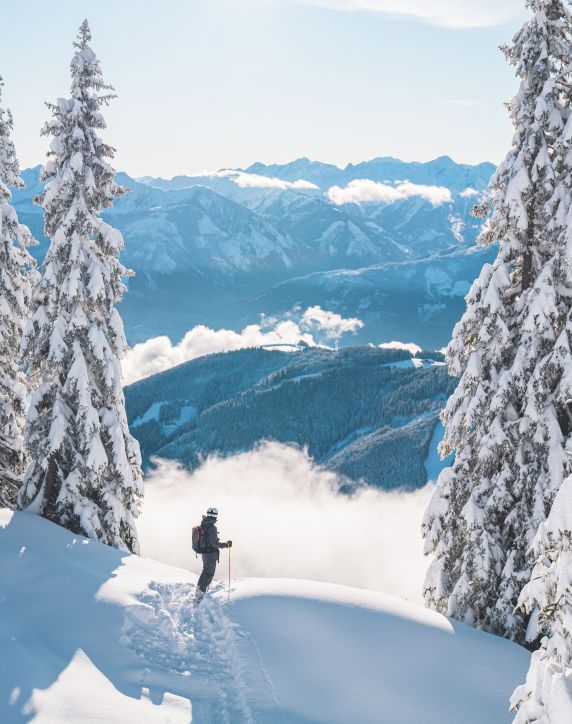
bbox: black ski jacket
[201,516,228,553]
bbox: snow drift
[0,508,529,723]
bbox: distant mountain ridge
[254,244,497,350]
[11,156,495,347]
[145,155,495,193]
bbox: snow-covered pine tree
[422,0,572,644]
[0,77,36,509]
[510,473,572,719]
[18,20,143,553]
[510,96,572,722]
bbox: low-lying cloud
[138,443,432,602]
[326,179,452,206]
[214,169,319,191]
[294,0,521,29]
[122,306,363,384]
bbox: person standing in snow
[196,507,231,598]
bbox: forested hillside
[125,346,456,489]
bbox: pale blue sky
[0,0,526,177]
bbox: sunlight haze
[1,0,524,176]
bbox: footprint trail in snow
[122,581,279,723]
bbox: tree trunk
[43,452,58,520]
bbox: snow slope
[0,509,529,723]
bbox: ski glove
[227,540,233,548]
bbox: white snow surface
[0,508,529,723]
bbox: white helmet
[207,507,218,518]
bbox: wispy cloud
[326,179,452,206]
[213,169,319,190]
[294,0,522,28]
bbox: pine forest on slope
[125,346,456,490]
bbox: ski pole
[228,544,231,602]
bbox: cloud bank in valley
[294,0,522,29]
[326,179,452,206]
[122,306,364,384]
[138,442,433,603]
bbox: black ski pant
[198,551,219,592]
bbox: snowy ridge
[0,508,529,723]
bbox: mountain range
[12,156,495,348]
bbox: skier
[195,507,232,600]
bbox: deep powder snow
[0,508,529,723]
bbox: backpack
[192,525,207,554]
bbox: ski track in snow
[122,580,279,723]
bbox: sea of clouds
[138,442,434,603]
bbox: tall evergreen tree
[422,0,572,644]
[510,84,572,722]
[511,472,572,719]
[18,21,143,553]
[0,77,36,509]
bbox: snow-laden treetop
[0,76,25,198]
